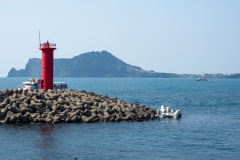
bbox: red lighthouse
[39,41,56,91]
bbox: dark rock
[2,98,10,105]
[32,118,39,123]
[150,113,155,119]
[0,103,7,109]
[57,104,69,111]
[8,106,21,114]
[50,104,57,111]
[124,111,136,117]
[122,115,131,121]
[85,109,92,117]
[115,117,121,122]
[19,103,28,110]
[49,93,60,100]
[97,113,104,121]
[23,97,31,104]
[103,111,109,116]
[18,114,29,123]
[38,93,46,100]
[3,116,10,123]
[28,91,36,97]
[72,105,84,111]
[103,114,110,121]
[54,115,64,121]
[41,113,49,118]
[0,106,8,118]
[10,115,17,123]
[7,111,15,117]
[37,106,48,114]
[81,115,95,123]
[22,90,27,96]
[57,97,65,104]
[109,117,115,122]
[3,89,10,97]
[71,115,78,122]
[39,118,46,123]
[21,108,33,113]
[49,109,57,116]
[61,109,70,117]
[46,115,54,123]
[30,113,40,120]
[13,93,18,98]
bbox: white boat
[19,79,68,90]
[18,79,41,90]
[196,78,208,81]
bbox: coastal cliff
[8,51,183,78]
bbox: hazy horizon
[1,0,240,77]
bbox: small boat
[196,78,208,81]
[155,105,182,119]
[19,79,41,90]
[53,82,68,89]
[19,78,68,90]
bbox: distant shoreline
[1,76,240,78]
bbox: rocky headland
[0,89,156,124]
[8,51,183,78]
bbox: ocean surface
[0,77,240,160]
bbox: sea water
[0,78,240,160]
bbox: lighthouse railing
[40,43,56,49]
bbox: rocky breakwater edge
[0,89,157,124]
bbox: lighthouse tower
[39,41,56,91]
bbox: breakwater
[0,89,156,123]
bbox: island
[7,51,183,78]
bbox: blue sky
[0,0,240,77]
